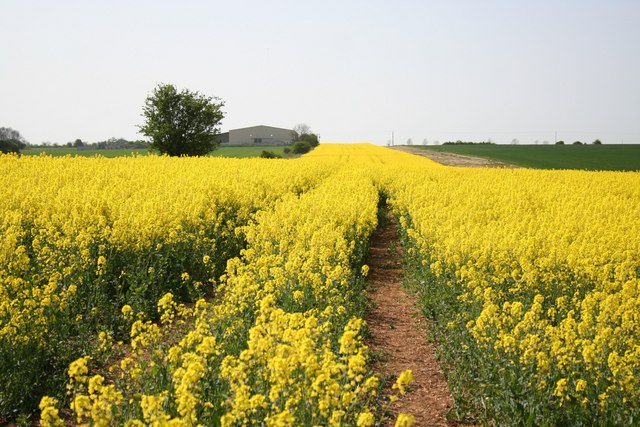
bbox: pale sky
[2,0,639,145]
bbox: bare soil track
[392,146,520,168]
[366,210,456,426]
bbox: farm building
[217,125,294,146]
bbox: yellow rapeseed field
[378,149,640,425]
[1,144,638,426]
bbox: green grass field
[413,144,640,171]
[209,146,290,158]
[20,146,290,158]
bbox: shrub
[0,139,26,154]
[292,141,312,154]
[297,133,319,147]
[260,150,281,159]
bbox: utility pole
[555,131,557,144]
[392,131,395,146]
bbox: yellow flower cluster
[6,142,634,425]
[0,153,331,419]
[380,150,640,423]
[33,148,385,425]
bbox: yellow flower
[121,304,134,320]
[39,396,63,427]
[68,356,91,383]
[392,369,413,395]
[357,410,375,427]
[360,264,369,277]
[70,394,91,423]
[553,378,569,400]
[395,413,415,427]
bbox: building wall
[225,125,294,146]
[217,132,229,144]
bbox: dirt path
[392,146,520,168]
[366,210,455,426]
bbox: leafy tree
[593,139,602,145]
[555,140,565,145]
[73,139,84,148]
[139,83,224,156]
[291,123,319,148]
[291,123,311,142]
[573,141,582,145]
[0,127,25,142]
[298,133,319,147]
[0,139,25,154]
[0,127,27,154]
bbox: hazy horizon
[2,1,639,145]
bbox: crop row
[0,154,333,420]
[5,143,639,426]
[382,155,640,425]
[38,163,384,425]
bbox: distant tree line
[1,126,154,155]
[77,138,150,150]
[555,139,603,145]
[27,137,150,150]
[443,140,495,145]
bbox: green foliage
[555,140,565,145]
[0,127,27,154]
[289,123,318,155]
[139,84,224,156]
[92,137,149,150]
[297,133,319,147]
[593,139,602,145]
[292,140,312,154]
[0,139,25,154]
[291,124,320,148]
[260,150,281,159]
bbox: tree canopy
[139,84,225,156]
[291,123,319,148]
[0,127,27,154]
